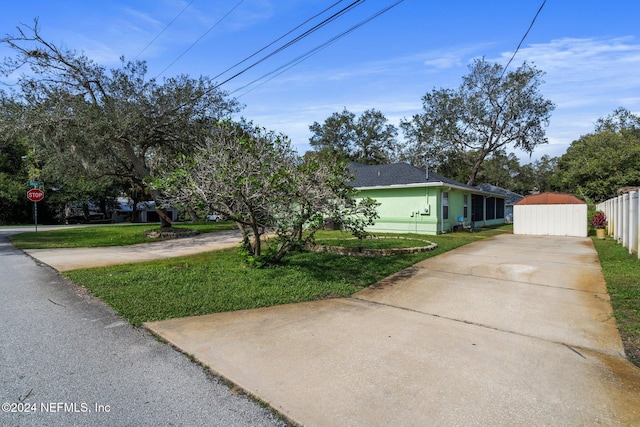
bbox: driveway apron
[24,229,243,271]
[146,234,640,426]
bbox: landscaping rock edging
[307,237,438,257]
[145,229,201,239]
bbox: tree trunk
[467,154,487,186]
[119,138,172,228]
[149,188,173,228]
[251,224,261,256]
[273,242,289,263]
[185,205,199,222]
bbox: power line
[233,0,405,97]
[156,0,245,78]
[212,0,366,89]
[211,0,347,82]
[165,0,396,112]
[133,0,195,61]
[499,0,547,80]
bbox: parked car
[206,214,223,222]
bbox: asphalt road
[0,227,285,427]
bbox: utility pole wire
[212,0,347,81]
[213,0,366,89]
[499,0,547,80]
[133,0,195,60]
[233,0,406,97]
[156,0,245,78]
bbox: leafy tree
[309,108,355,160]
[476,151,522,189]
[0,20,239,227]
[428,150,474,184]
[514,155,558,195]
[400,58,555,186]
[596,107,640,134]
[309,108,397,164]
[553,108,640,202]
[156,120,379,265]
[0,134,31,224]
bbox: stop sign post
[27,188,45,232]
[27,189,44,202]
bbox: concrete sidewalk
[146,234,640,426]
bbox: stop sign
[27,188,45,202]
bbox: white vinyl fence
[597,190,640,257]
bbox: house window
[442,191,449,220]
[463,195,469,218]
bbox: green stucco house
[349,162,506,235]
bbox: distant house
[476,184,524,223]
[64,197,178,224]
[112,197,178,223]
[349,162,506,235]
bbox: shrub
[591,211,607,229]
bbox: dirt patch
[368,266,420,290]
[586,349,640,425]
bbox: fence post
[609,198,613,236]
[630,191,638,254]
[623,193,629,250]
[607,198,612,237]
[633,191,640,259]
[638,192,640,259]
[617,195,622,242]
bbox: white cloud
[491,37,640,108]
[423,56,461,69]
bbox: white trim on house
[354,181,496,196]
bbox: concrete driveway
[24,229,243,271]
[146,234,640,426]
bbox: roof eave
[354,182,446,191]
[354,182,503,197]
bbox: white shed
[513,192,587,237]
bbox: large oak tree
[0,20,239,226]
[309,108,398,164]
[400,58,555,186]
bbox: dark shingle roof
[476,184,524,206]
[348,162,478,191]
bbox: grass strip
[591,236,640,367]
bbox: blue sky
[1,0,639,164]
